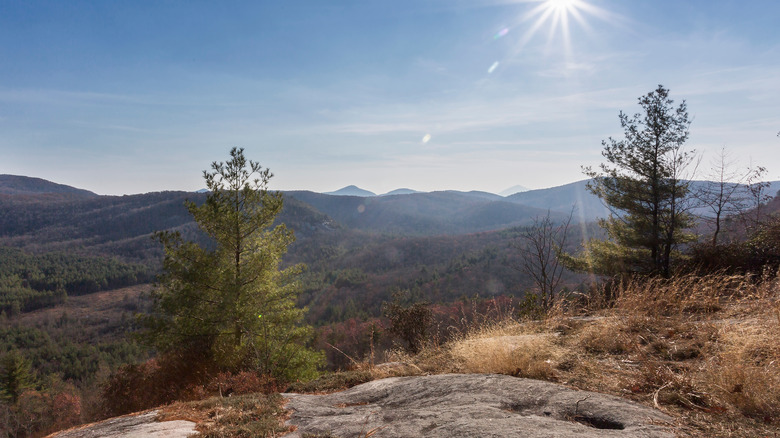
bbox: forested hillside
[0,185,592,322]
[0,175,97,198]
[0,247,152,314]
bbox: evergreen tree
[0,350,34,404]
[581,85,695,277]
[143,148,321,381]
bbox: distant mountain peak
[499,184,530,197]
[324,185,376,197]
[381,188,421,196]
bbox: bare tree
[695,148,752,244]
[514,209,574,310]
[695,150,771,243]
[742,163,771,231]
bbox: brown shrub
[0,388,82,438]
[382,297,433,355]
[101,348,218,417]
[204,371,280,397]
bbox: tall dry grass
[703,320,780,420]
[382,271,780,436]
[447,320,563,380]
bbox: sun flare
[504,0,612,58]
[545,0,580,12]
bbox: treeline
[0,247,154,314]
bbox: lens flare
[488,61,499,74]
[494,28,510,39]
[422,133,432,143]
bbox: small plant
[205,371,280,397]
[517,292,546,320]
[382,291,432,355]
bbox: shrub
[0,388,82,438]
[382,293,432,354]
[101,347,217,417]
[205,371,280,397]
[686,216,780,275]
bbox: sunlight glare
[545,0,578,12]
[504,0,612,58]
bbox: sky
[1,0,779,196]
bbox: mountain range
[3,172,779,342]
[4,175,780,249]
[325,184,528,198]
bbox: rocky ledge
[283,373,674,438]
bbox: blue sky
[1,0,778,195]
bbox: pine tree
[0,350,34,404]
[581,85,695,277]
[143,148,321,381]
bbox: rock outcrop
[47,411,196,438]
[284,374,674,438]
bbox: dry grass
[159,393,291,438]
[576,318,632,355]
[381,272,780,437]
[703,320,780,421]
[447,321,563,380]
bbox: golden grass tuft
[446,320,563,380]
[607,274,734,316]
[576,318,633,355]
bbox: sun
[502,0,611,57]
[545,0,581,12]
[530,0,589,47]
